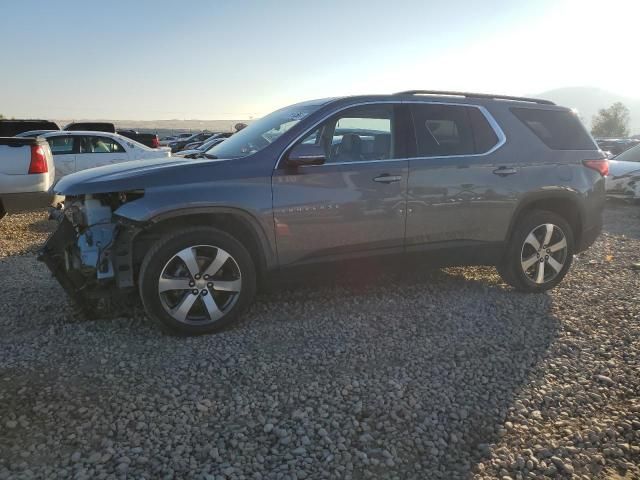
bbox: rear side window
[511,108,596,150]
[48,136,75,155]
[410,104,499,157]
[79,136,126,154]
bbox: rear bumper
[1,191,55,214]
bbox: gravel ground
[0,204,639,480]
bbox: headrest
[340,134,362,151]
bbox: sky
[1,0,639,120]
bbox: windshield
[205,102,325,159]
[614,144,640,162]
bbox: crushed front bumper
[38,216,139,310]
[38,217,93,307]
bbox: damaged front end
[38,192,143,312]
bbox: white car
[606,144,640,201]
[0,137,55,218]
[41,131,171,180]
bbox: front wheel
[139,227,256,335]
[498,210,574,292]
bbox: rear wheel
[139,227,256,335]
[498,210,574,292]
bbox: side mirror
[285,143,326,167]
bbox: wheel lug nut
[203,275,209,280]
[194,274,201,280]
[201,289,207,296]
[189,281,195,287]
[192,289,199,295]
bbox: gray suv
[41,91,607,335]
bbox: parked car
[596,138,640,156]
[173,137,227,158]
[0,137,55,218]
[181,132,233,152]
[117,129,161,149]
[168,131,217,152]
[0,119,59,137]
[606,143,640,200]
[41,90,606,335]
[64,122,116,133]
[40,131,171,180]
[159,133,192,146]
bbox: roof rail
[394,90,555,106]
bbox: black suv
[42,91,607,335]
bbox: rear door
[405,103,518,248]
[75,135,130,172]
[47,135,77,180]
[272,103,411,266]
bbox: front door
[272,103,410,266]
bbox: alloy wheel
[520,223,568,285]
[158,245,242,325]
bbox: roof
[42,130,122,138]
[392,90,554,105]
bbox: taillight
[28,145,48,174]
[151,136,160,148]
[583,159,609,177]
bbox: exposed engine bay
[39,191,143,309]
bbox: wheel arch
[506,192,583,247]
[128,207,276,281]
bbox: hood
[608,160,640,179]
[174,149,201,157]
[53,156,226,196]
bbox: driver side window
[295,104,396,164]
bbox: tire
[0,203,6,221]
[139,227,256,335]
[498,209,574,292]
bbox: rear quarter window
[511,108,596,150]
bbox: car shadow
[5,250,561,478]
[242,260,560,478]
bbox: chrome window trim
[274,100,507,170]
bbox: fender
[145,205,278,271]
[111,204,279,290]
[505,188,584,242]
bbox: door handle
[493,166,518,176]
[373,174,402,184]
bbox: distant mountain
[534,87,640,136]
